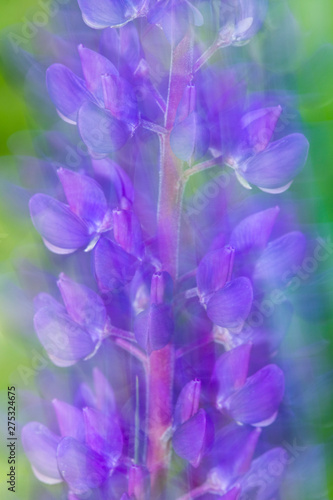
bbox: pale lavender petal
[240,447,288,500]
[29,194,90,253]
[206,277,253,330]
[46,64,91,124]
[94,237,138,291]
[215,344,252,408]
[170,112,209,162]
[134,303,173,354]
[78,101,130,155]
[229,207,280,253]
[52,399,85,441]
[34,307,96,366]
[77,0,148,29]
[241,133,309,189]
[22,422,62,484]
[253,231,307,287]
[172,409,214,467]
[83,407,123,468]
[57,273,106,340]
[78,44,118,102]
[174,379,201,427]
[57,168,108,228]
[225,365,285,426]
[241,106,282,153]
[34,293,65,314]
[57,437,109,494]
[197,246,235,302]
[93,367,117,415]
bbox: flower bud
[150,271,173,304]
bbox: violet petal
[215,343,252,408]
[57,273,106,340]
[46,64,91,124]
[94,237,138,291]
[78,101,130,155]
[22,422,62,484]
[253,231,307,287]
[29,194,90,253]
[241,133,309,189]
[229,206,280,253]
[34,307,96,366]
[172,409,214,467]
[174,379,201,427]
[134,303,174,354]
[206,277,253,330]
[197,246,235,302]
[57,437,109,494]
[57,168,108,228]
[225,364,285,426]
[52,399,85,441]
[83,407,123,468]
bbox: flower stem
[147,32,193,494]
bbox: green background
[0,0,333,498]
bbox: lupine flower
[219,0,268,46]
[214,344,285,426]
[22,369,123,495]
[196,245,253,331]
[33,273,108,366]
[47,46,139,154]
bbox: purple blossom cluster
[14,0,313,498]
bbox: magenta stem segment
[147,32,193,492]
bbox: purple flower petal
[57,168,108,229]
[113,208,144,258]
[241,133,309,190]
[240,447,288,500]
[241,106,282,153]
[93,367,117,415]
[253,231,307,287]
[83,407,123,468]
[225,364,285,426]
[206,277,253,330]
[46,64,91,124]
[91,157,134,205]
[29,194,91,254]
[102,74,139,125]
[94,237,138,291]
[174,379,201,427]
[22,422,62,484]
[229,207,280,253]
[78,44,118,102]
[57,273,106,340]
[52,399,85,441]
[134,303,173,354]
[34,293,65,314]
[57,437,109,494]
[34,307,96,366]
[77,0,148,29]
[215,344,252,408]
[197,246,235,302]
[170,112,209,162]
[172,409,214,467]
[209,424,261,490]
[78,101,130,155]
